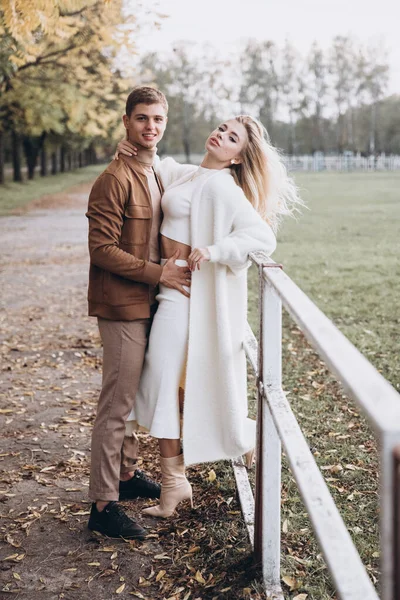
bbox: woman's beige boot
[143,454,193,518]
[244,448,255,470]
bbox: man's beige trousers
[89,317,150,502]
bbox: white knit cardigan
[131,157,277,465]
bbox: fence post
[254,267,283,593]
[392,444,400,600]
[381,435,400,600]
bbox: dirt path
[0,188,264,600]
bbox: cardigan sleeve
[206,194,276,274]
[155,156,197,189]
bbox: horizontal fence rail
[233,252,400,599]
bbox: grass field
[0,164,105,215]
[245,171,400,598]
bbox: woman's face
[205,119,248,165]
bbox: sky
[133,0,400,94]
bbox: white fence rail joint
[232,251,400,599]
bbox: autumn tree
[0,0,146,182]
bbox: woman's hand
[113,140,138,160]
[188,247,211,272]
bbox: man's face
[122,103,167,150]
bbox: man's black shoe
[88,502,147,540]
[119,469,161,500]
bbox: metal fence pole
[254,269,283,592]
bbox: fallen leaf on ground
[282,575,299,590]
[195,570,206,584]
[5,535,21,548]
[207,469,216,482]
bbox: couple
[86,86,300,540]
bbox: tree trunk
[260,97,274,140]
[347,106,354,150]
[369,103,376,155]
[0,131,4,185]
[182,137,191,163]
[22,136,38,180]
[315,102,325,152]
[41,140,47,176]
[60,145,66,172]
[25,143,36,179]
[89,143,97,164]
[11,129,23,182]
[78,152,83,168]
[67,152,72,171]
[288,112,296,154]
[51,150,57,175]
[182,100,191,163]
[336,112,343,153]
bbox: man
[86,87,190,539]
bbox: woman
[115,116,301,517]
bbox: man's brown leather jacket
[86,155,163,320]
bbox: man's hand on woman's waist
[159,250,191,298]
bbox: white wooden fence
[284,154,400,172]
[232,251,400,599]
[169,153,400,172]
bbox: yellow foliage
[0,0,146,142]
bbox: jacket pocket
[121,204,151,245]
[103,270,148,306]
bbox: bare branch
[18,42,82,73]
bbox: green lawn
[0,164,105,215]
[278,171,399,387]
[246,171,400,599]
[249,170,400,388]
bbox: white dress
[127,159,277,464]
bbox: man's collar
[135,146,157,167]
[119,148,157,176]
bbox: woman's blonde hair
[230,115,303,232]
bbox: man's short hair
[125,86,168,117]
